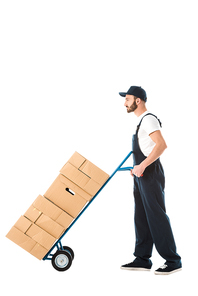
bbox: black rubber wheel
[63,246,75,260]
[51,250,72,272]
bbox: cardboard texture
[6,151,109,260]
[16,216,56,249]
[14,215,32,233]
[25,197,71,236]
[33,195,73,229]
[44,174,88,217]
[68,152,86,168]
[67,152,109,185]
[24,205,42,222]
[60,163,101,196]
[36,214,64,239]
[6,227,36,252]
[26,224,56,249]
[61,152,109,195]
[6,215,56,259]
[6,227,48,260]
[79,160,109,186]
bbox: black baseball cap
[119,86,147,102]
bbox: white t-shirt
[135,111,161,157]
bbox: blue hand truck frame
[43,151,133,271]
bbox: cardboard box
[13,215,56,250]
[60,152,109,195]
[47,174,92,202]
[6,215,56,260]
[36,214,64,239]
[25,196,72,236]
[26,223,56,249]
[6,218,49,260]
[79,160,109,186]
[60,163,101,196]
[6,227,48,260]
[44,175,88,217]
[33,195,74,229]
[24,205,42,222]
[6,152,109,261]
[25,205,65,238]
[6,226,36,253]
[68,152,109,186]
[14,215,32,233]
[30,243,49,260]
[68,152,86,168]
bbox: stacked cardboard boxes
[6,152,109,260]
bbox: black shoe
[154,264,182,275]
[121,258,152,271]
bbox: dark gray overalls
[132,113,181,268]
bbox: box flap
[30,243,48,260]
[60,163,101,196]
[14,216,32,233]
[67,151,86,168]
[33,195,63,221]
[36,214,64,238]
[56,211,73,229]
[79,160,109,185]
[60,162,90,188]
[26,224,56,249]
[6,227,36,252]
[6,227,47,260]
[83,179,101,196]
[24,205,42,222]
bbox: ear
[136,98,141,105]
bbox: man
[119,86,182,275]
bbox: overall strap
[136,113,162,134]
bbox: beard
[127,100,137,113]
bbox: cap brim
[119,92,127,97]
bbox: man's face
[124,95,137,113]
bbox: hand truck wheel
[51,250,72,272]
[63,246,74,260]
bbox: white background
[0,0,197,295]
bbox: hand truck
[43,151,133,271]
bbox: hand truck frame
[43,151,133,271]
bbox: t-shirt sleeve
[141,115,161,135]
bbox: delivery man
[119,86,182,275]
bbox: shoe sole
[154,268,182,275]
[120,267,151,271]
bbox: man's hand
[131,163,145,178]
